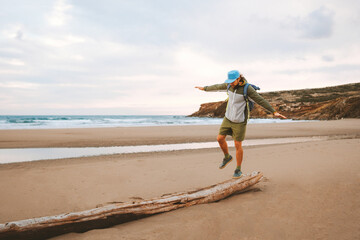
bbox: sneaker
[219,155,232,169]
[232,169,242,179]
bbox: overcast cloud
[0,0,359,115]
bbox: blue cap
[225,70,240,83]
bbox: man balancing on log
[195,70,287,179]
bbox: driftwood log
[0,171,263,239]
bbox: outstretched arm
[248,86,287,119]
[195,83,227,92]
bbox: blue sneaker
[219,155,232,169]
[233,169,242,179]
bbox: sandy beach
[0,119,359,239]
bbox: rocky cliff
[189,83,360,120]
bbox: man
[195,70,286,178]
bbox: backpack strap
[251,84,260,91]
[226,83,231,92]
[243,83,250,101]
[244,83,260,100]
[224,83,231,102]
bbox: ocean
[0,115,298,129]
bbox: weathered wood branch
[0,172,263,239]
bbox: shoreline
[0,136,334,165]
[0,119,359,149]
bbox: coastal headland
[189,82,360,120]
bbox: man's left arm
[248,86,287,119]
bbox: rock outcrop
[189,83,360,120]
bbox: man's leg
[217,134,228,155]
[218,134,232,169]
[234,140,243,168]
[232,140,243,178]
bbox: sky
[0,0,359,115]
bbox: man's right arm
[195,83,227,92]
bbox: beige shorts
[219,117,247,142]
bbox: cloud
[294,6,335,39]
[0,81,39,89]
[1,24,24,40]
[41,34,86,47]
[0,0,359,115]
[46,0,73,27]
[174,47,227,78]
[0,57,25,66]
[322,55,334,62]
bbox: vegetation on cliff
[189,83,360,120]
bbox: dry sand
[0,119,359,239]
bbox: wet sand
[0,119,359,239]
[0,119,359,148]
